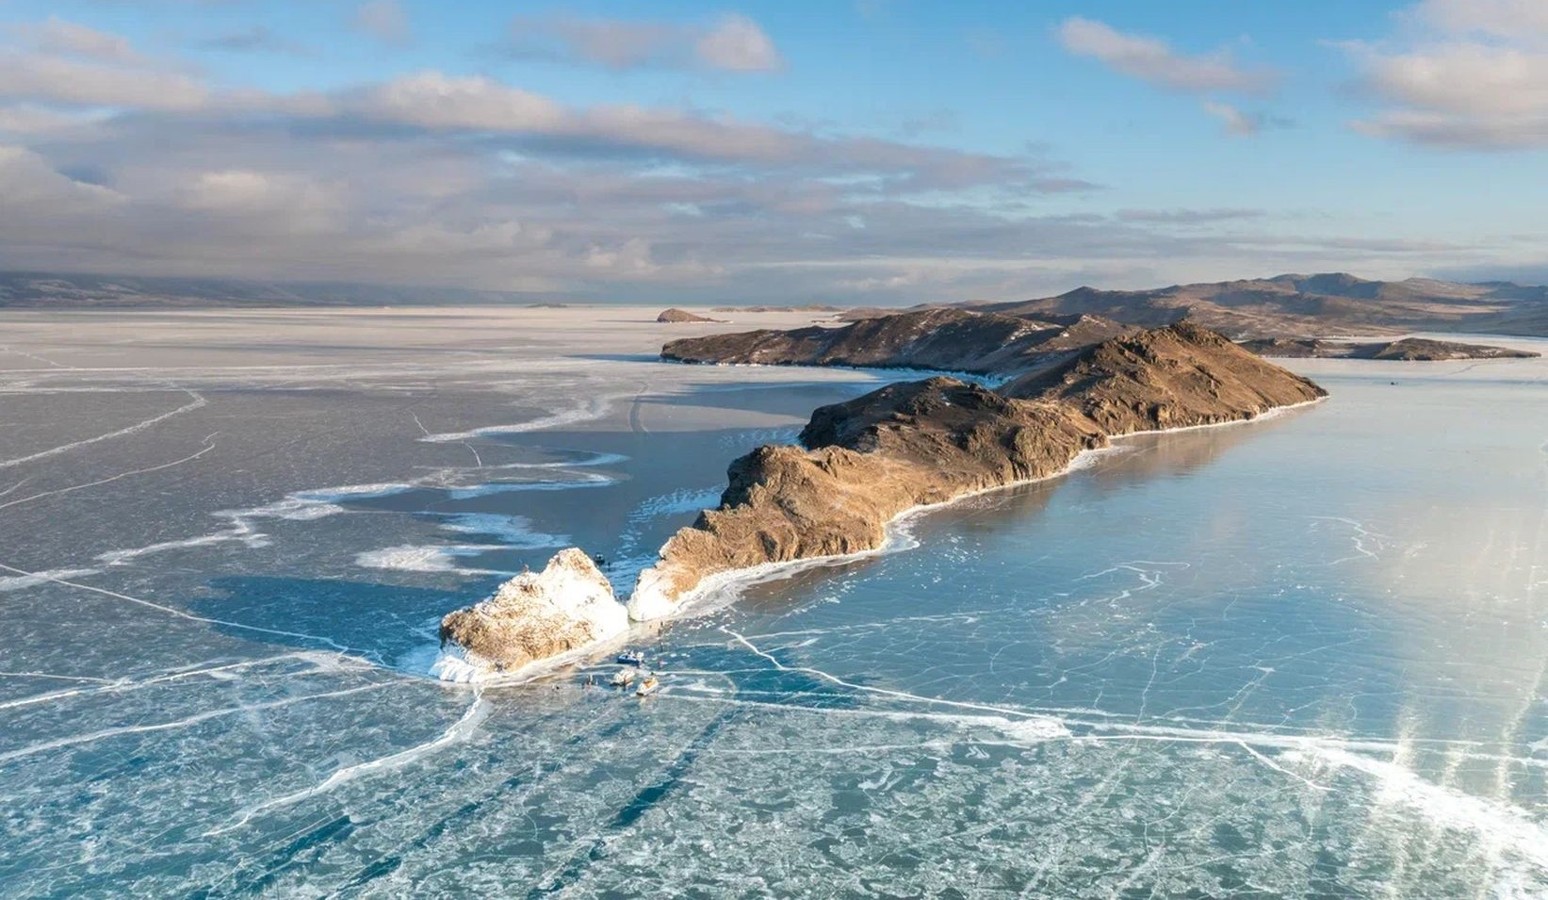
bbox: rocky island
[435,317,1325,677]
[432,549,626,682]
[1240,337,1539,361]
[656,307,724,324]
[629,322,1324,620]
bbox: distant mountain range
[0,271,551,309]
[972,273,1548,338]
[2,269,1545,338]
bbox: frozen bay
[0,308,1544,897]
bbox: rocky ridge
[661,307,1133,376]
[628,323,1325,620]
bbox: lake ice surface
[0,308,1544,897]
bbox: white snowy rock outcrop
[432,548,627,682]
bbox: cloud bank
[0,14,1504,303]
[502,13,782,73]
[1348,0,1548,148]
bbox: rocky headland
[627,323,1325,620]
[435,318,1325,678]
[1240,337,1539,361]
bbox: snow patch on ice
[420,397,613,442]
[355,544,506,575]
[428,644,486,683]
[433,513,569,548]
[444,471,614,499]
[0,567,100,592]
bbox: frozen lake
[0,308,1544,897]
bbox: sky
[2,0,1547,304]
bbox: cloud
[0,13,1488,303]
[1056,17,1276,94]
[1203,101,1262,136]
[1116,207,1267,224]
[197,25,311,57]
[694,14,782,72]
[1346,1,1548,148]
[1,19,210,111]
[357,72,566,131]
[353,0,410,46]
[24,16,143,64]
[0,104,102,135]
[0,144,123,210]
[0,42,1053,192]
[1413,0,1548,41]
[0,52,209,110]
[331,71,1063,190]
[503,13,782,73]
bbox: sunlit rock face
[434,549,627,682]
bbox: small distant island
[656,307,725,324]
[1240,337,1538,361]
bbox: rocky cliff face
[627,324,1325,621]
[660,308,1132,376]
[434,549,628,682]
